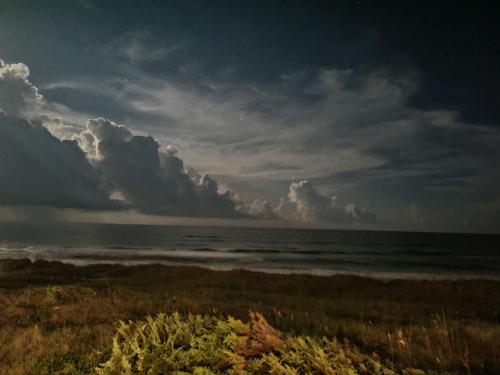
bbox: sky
[0,0,499,233]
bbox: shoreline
[1,256,499,281]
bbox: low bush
[98,312,427,374]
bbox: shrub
[97,312,427,374]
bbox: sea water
[0,222,499,279]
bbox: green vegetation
[98,312,424,374]
[0,259,499,374]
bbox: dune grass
[0,259,499,374]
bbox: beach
[1,258,499,374]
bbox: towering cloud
[0,60,115,210]
[77,117,244,217]
[276,180,375,224]
[0,59,244,218]
[0,58,377,225]
[0,113,116,209]
[0,60,43,116]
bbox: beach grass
[0,259,499,374]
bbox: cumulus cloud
[77,117,244,218]
[245,199,278,219]
[0,57,248,219]
[0,59,43,116]
[275,180,375,224]
[0,57,381,224]
[0,112,116,209]
[0,60,118,210]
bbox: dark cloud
[78,117,244,218]
[0,113,116,209]
[0,111,254,219]
[0,58,251,219]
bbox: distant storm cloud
[0,113,116,209]
[276,180,375,224]
[0,61,115,209]
[77,117,245,218]
[0,59,245,218]
[0,57,378,224]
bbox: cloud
[5,55,499,231]
[41,115,85,141]
[77,117,245,218]
[0,60,92,141]
[102,30,191,65]
[0,58,248,220]
[62,65,484,186]
[46,69,388,180]
[0,112,116,209]
[124,67,497,193]
[275,180,375,224]
[245,199,278,219]
[0,59,43,116]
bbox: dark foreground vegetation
[0,259,499,374]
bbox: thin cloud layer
[102,30,190,65]
[61,63,498,191]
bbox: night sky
[0,0,499,233]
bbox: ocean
[0,222,499,279]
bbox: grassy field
[0,259,499,374]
